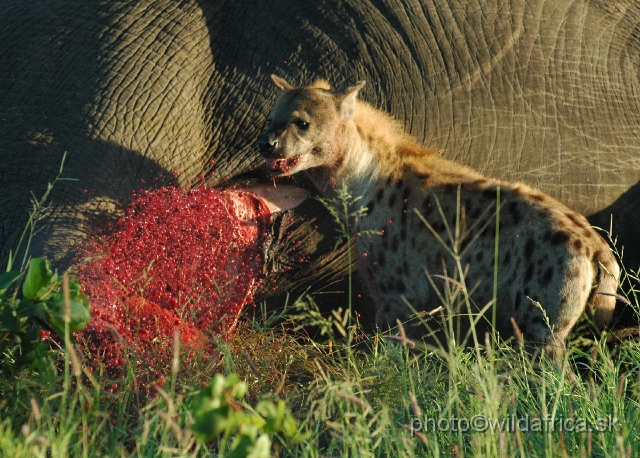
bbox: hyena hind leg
[543,265,597,366]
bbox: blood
[76,186,270,384]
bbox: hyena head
[258,74,366,176]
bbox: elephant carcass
[0,0,638,318]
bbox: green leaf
[0,310,22,333]
[247,434,272,458]
[227,434,271,458]
[68,277,82,296]
[12,324,43,368]
[19,300,49,318]
[46,292,91,332]
[0,271,20,292]
[227,435,254,458]
[69,293,91,329]
[22,258,53,300]
[191,407,231,442]
[256,400,298,437]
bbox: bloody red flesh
[76,186,269,382]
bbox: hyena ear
[270,74,295,91]
[337,81,366,122]
[310,78,332,90]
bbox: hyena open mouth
[265,156,300,175]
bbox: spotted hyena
[257,75,620,360]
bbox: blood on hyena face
[259,88,347,176]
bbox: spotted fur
[258,75,620,360]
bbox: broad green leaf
[256,400,296,436]
[191,407,230,441]
[12,325,44,369]
[68,278,82,296]
[226,435,254,458]
[46,292,91,332]
[19,301,49,318]
[67,293,91,330]
[22,258,53,300]
[0,310,21,332]
[246,434,272,458]
[0,271,20,292]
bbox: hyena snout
[258,131,301,175]
[257,134,278,156]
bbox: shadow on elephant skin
[588,180,640,330]
[1,140,178,271]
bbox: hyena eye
[293,119,309,130]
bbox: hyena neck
[307,100,421,200]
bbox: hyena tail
[587,250,621,329]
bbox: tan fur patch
[310,78,332,90]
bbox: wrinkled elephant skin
[1,1,639,306]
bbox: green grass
[2,178,640,457]
[2,246,639,457]
[1,292,639,457]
